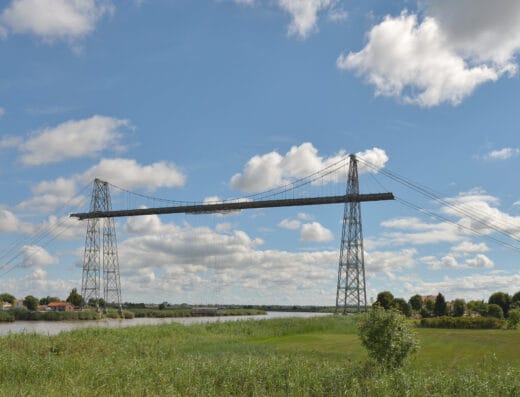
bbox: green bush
[486,304,504,319]
[507,309,520,329]
[0,311,14,322]
[9,309,103,322]
[357,306,418,369]
[122,310,135,319]
[105,309,120,319]
[452,299,466,317]
[130,308,192,318]
[419,316,505,329]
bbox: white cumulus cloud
[20,115,128,165]
[339,0,520,107]
[421,253,494,270]
[81,158,186,191]
[278,218,301,230]
[277,0,333,38]
[485,147,520,160]
[20,245,59,268]
[230,143,388,193]
[451,241,489,254]
[0,0,114,42]
[300,221,334,242]
[338,12,499,107]
[18,157,185,214]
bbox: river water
[0,311,331,336]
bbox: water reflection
[0,311,331,336]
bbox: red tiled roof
[48,301,70,307]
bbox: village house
[14,299,25,309]
[47,301,75,312]
[421,295,436,303]
[1,302,13,311]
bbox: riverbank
[1,316,519,396]
[0,307,266,323]
[0,311,321,336]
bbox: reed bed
[0,316,518,396]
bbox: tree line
[0,288,87,311]
[374,290,520,325]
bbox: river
[0,311,331,336]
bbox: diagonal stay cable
[358,157,520,244]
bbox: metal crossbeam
[70,193,394,220]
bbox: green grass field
[0,316,519,396]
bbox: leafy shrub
[122,310,135,319]
[392,298,412,317]
[105,309,120,319]
[486,304,504,319]
[375,291,394,310]
[419,316,505,329]
[0,311,14,322]
[357,306,418,369]
[452,299,466,317]
[489,292,511,318]
[130,308,192,318]
[507,309,520,329]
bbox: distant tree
[39,296,60,305]
[375,291,394,310]
[420,307,431,318]
[420,298,435,318]
[393,298,412,317]
[357,306,418,369]
[486,303,504,319]
[66,288,83,307]
[452,299,466,317]
[88,298,105,308]
[510,291,520,309]
[488,292,511,318]
[467,300,488,316]
[507,309,520,328]
[23,295,39,311]
[158,303,166,310]
[409,294,423,312]
[434,293,447,317]
[0,293,15,305]
[425,298,435,312]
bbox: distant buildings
[47,301,75,312]
[0,298,76,312]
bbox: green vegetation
[8,309,102,321]
[23,295,39,311]
[0,312,14,322]
[0,293,15,305]
[419,316,506,329]
[507,308,520,329]
[433,293,448,317]
[1,316,519,396]
[66,288,84,307]
[128,307,266,318]
[357,306,418,369]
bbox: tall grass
[0,316,519,396]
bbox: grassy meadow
[0,316,519,396]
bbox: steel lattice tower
[81,179,122,312]
[336,155,367,314]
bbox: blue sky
[0,0,519,304]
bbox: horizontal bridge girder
[70,193,394,220]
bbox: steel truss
[336,155,367,313]
[80,179,122,312]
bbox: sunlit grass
[0,316,519,396]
